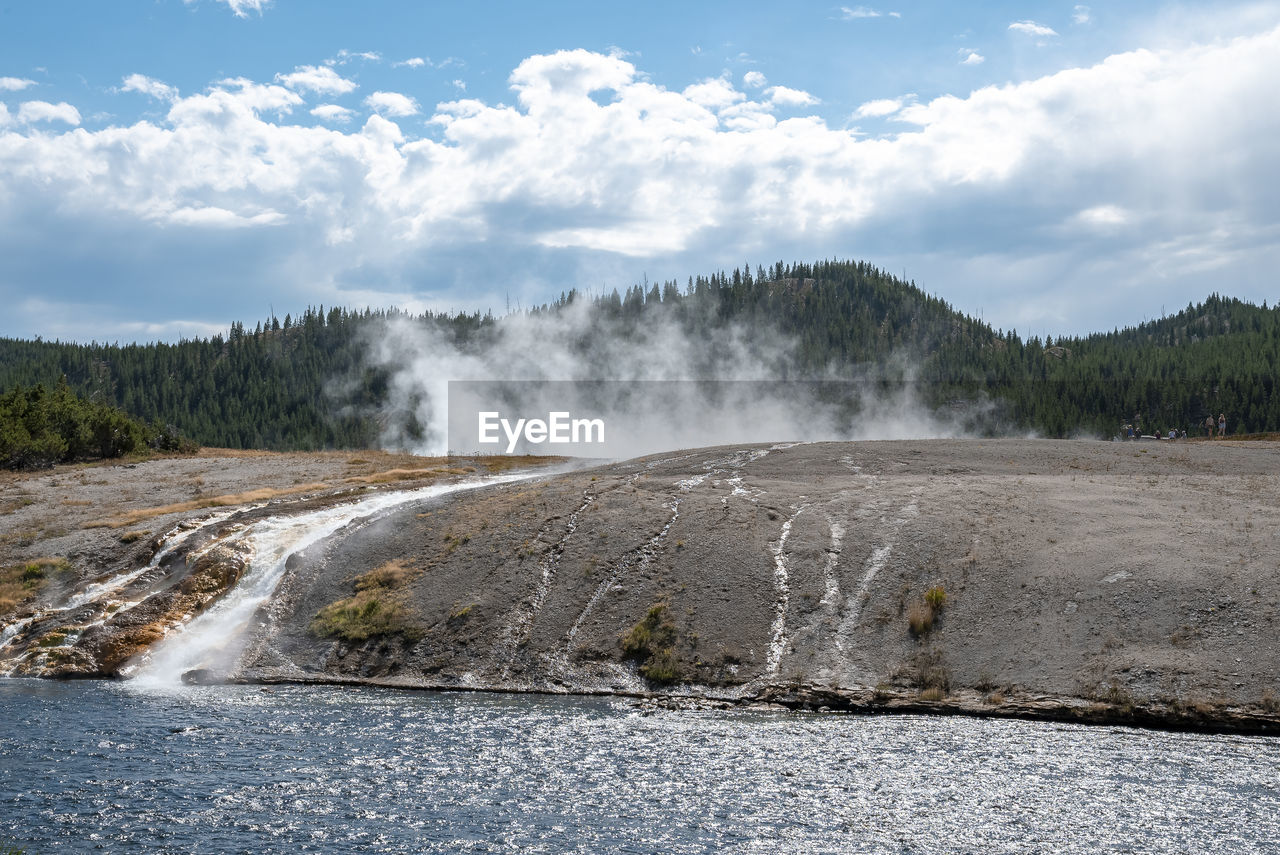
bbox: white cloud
[333,49,382,65]
[275,65,357,96]
[165,206,286,228]
[0,103,9,126]
[682,76,744,110]
[2,31,1279,336]
[1073,5,1092,25]
[184,0,270,17]
[853,96,906,118]
[766,86,819,108]
[0,77,36,92]
[1073,205,1131,227]
[364,91,419,117]
[17,100,81,125]
[960,51,985,66]
[192,78,302,116]
[841,6,881,18]
[311,104,356,123]
[120,73,179,102]
[452,80,467,92]
[1009,20,1059,37]
[395,57,427,69]
[743,71,767,89]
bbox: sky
[1,0,1277,343]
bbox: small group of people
[1204,413,1228,439]
[1120,412,1226,440]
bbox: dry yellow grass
[0,557,70,616]
[344,467,474,485]
[86,483,330,529]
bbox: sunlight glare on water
[2,680,1277,854]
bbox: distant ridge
[1,262,1276,449]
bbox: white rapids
[127,471,537,689]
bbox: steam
[359,297,989,458]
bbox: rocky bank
[3,439,1279,734]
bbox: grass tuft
[0,557,71,617]
[908,585,947,637]
[309,560,422,642]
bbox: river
[2,679,1276,853]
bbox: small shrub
[120,530,149,544]
[621,603,681,684]
[640,648,681,683]
[919,687,945,702]
[986,692,1006,705]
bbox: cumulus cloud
[120,74,179,102]
[192,78,301,116]
[960,52,985,66]
[0,103,9,126]
[16,100,81,125]
[1,32,1279,338]
[743,71,767,89]
[0,77,36,92]
[682,76,744,109]
[766,85,819,108]
[395,57,427,69]
[853,96,906,118]
[311,104,356,123]
[275,65,357,96]
[1073,5,1092,25]
[1009,20,1058,37]
[364,91,419,117]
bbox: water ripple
[1,680,1277,854]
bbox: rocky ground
[3,439,1279,734]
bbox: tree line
[0,378,193,469]
[1,261,1275,457]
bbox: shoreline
[5,438,1279,739]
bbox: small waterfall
[128,472,536,689]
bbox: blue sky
[1,0,1278,342]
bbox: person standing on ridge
[1205,415,1215,438]
[1218,413,1227,439]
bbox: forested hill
[1,260,1276,449]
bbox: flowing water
[2,679,1277,854]
[127,472,536,687]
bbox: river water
[1,680,1277,853]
